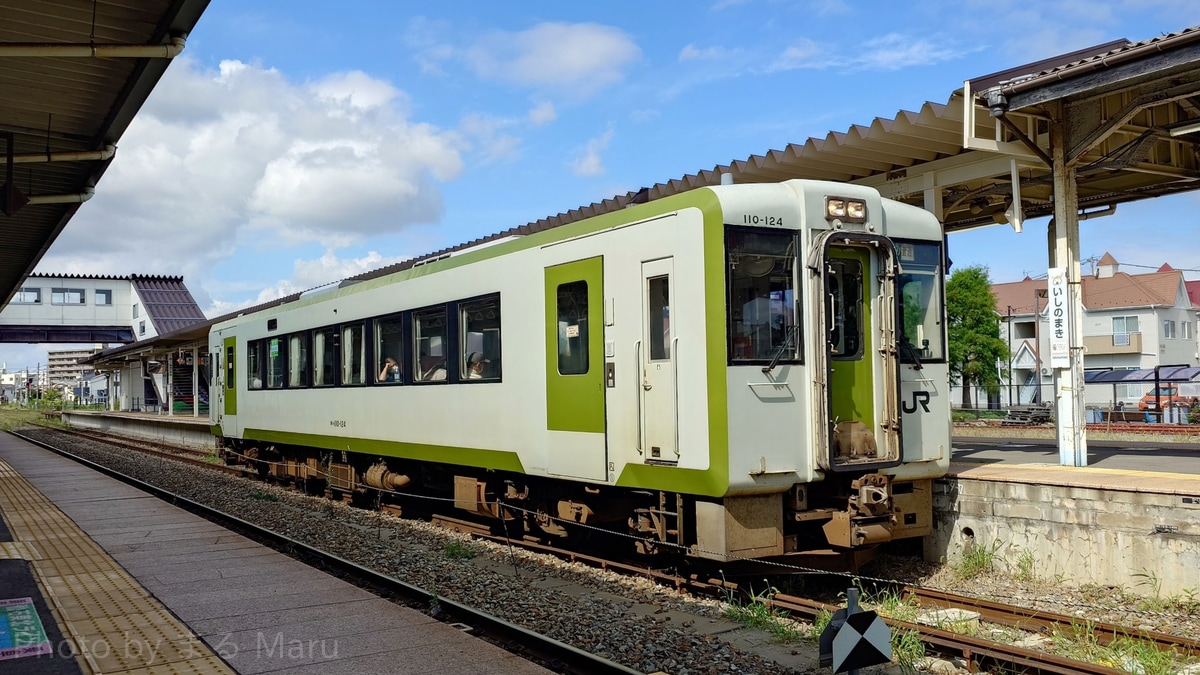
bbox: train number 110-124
[743,214,783,226]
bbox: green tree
[946,265,1008,409]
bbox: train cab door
[544,257,608,481]
[639,257,677,463]
[810,231,901,471]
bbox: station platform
[933,459,1200,596]
[60,410,216,453]
[0,432,552,674]
[948,460,1200,494]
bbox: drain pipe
[0,36,186,59]
[28,187,94,205]
[13,145,115,164]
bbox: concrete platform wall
[62,412,216,452]
[927,473,1200,596]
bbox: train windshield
[726,228,799,363]
[896,240,944,362]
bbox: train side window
[647,277,670,360]
[246,340,264,389]
[312,327,338,387]
[413,307,448,382]
[896,240,945,362]
[375,315,405,383]
[225,346,234,391]
[266,337,285,388]
[287,333,309,387]
[557,281,589,375]
[460,295,501,381]
[726,228,799,363]
[341,323,366,385]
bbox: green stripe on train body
[242,428,528,473]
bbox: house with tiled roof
[991,254,1197,406]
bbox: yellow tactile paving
[0,458,235,674]
[0,540,37,559]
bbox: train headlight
[826,197,868,222]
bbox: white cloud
[423,22,640,97]
[457,112,522,164]
[245,249,411,308]
[679,44,730,61]
[528,101,557,125]
[570,127,615,177]
[768,33,965,72]
[770,39,825,70]
[36,57,463,302]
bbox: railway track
[11,427,639,675]
[22,424,1200,675]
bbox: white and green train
[209,179,949,570]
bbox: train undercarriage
[223,439,932,573]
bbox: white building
[0,274,206,343]
[991,253,1197,407]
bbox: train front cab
[699,187,948,568]
[805,195,948,557]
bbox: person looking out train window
[378,356,400,383]
[465,351,489,379]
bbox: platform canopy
[0,1,210,308]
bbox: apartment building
[47,346,101,385]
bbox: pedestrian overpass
[0,274,206,344]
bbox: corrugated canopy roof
[0,1,210,307]
[130,275,207,334]
[1084,367,1200,383]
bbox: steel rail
[8,429,640,675]
[909,587,1200,656]
[50,425,247,477]
[768,593,1126,675]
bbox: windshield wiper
[762,325,800,374]
[898,337,924,370]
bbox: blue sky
[5,0,1200,371]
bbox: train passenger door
[222,336,237,418]
[640,258,677,463]
[545,257,608,481]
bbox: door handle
[643,383,652,391]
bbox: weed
[864,586,921,624]
[1013,548,1036,582]
[891,628,926,674]
[722,583,803,642]
[955,537,1001,580]
[443,539,478,560]
[248,490,278,502]
[808,608,832,641]
[1051,621,1182,675]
